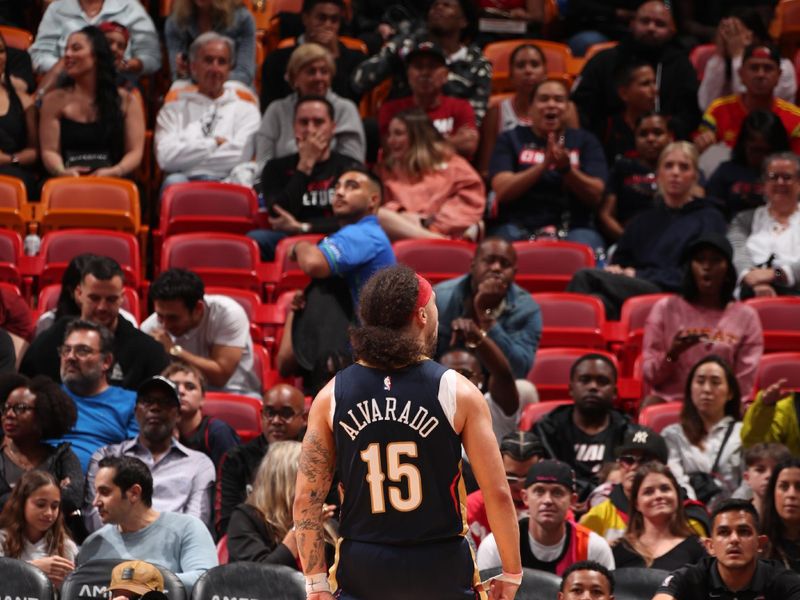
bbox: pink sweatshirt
[641,296,763,401]
[378,154,486,237]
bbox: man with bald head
[435,237,542,379]
[572,0,701,139]
[214,383,307,535]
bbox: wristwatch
[169,344,183,357]
[299,222,311,233]
[465,329,487,349]
[9,154,18,165]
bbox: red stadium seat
[255,289,296,352]
[38,284,141,323]
[689,44,716,81]
[609,293,674,375]
[0,230,21,286]
[203,392,262,442]
[160,233,261,292]
[532,292,606,348]
[206,286,264,344]
[511,240,595,293]
[154,183,259,268]
[393,239,475,285]
[745,297,800,353]
[519,400,572,430]
[252,343,276,392]
[638,401,682,433]
[216,535,229,565]
[262,234,324,301]
[526,347,619,401]
[753,352,800,396]
[38,229,141,289]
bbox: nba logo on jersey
[384,376,391,391]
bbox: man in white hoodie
[155,32,261,187]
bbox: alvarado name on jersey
[338,397,440,441]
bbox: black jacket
[215,435,268,537]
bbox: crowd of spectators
[1,0,800,597]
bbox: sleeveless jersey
[332,360,467,545]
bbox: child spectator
[734,443,792,520]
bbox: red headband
[98,21,130,44]
[415,273,433,310]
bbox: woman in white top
[0,470,77,588]
[661,355,743,508]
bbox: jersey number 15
[361,441,423,513]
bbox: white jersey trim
[328,377,336,430]
[438,368,458,432]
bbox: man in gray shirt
[84,376,216,532]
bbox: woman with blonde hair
[612,462,706,570]
[376,108,485,240]
[227,440,336,566]
[165,0,256,87]
[255,43,366,169]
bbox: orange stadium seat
[393,239,476,285]
[203,392,263,442]
[38,229,141,289]
[39,177,140,234]
[37,284,141,323]
[526,347,618,401]
[512,240,595,293]
[773,0,800,56]
[532,292,606,348]
[160,233,261,292]
[276,35,368,54]
[0,26,33,50]
[484,39,572,92]
[583,40,618,63]
[746,297,800,353]
[262,234,325,301]
[689,44,716,81]
[519,399,572,430]
[638,401,682,434]
[753,352,800,396]
[0,175,31,234]
[0,229,21,286]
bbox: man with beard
[571,0,700,140]
[84,376,216,532]
[653,499,800,600]
[215,383,307,536]
[435,238,542,380]
[293,265,522,600]
[532,354,639,501]
[476,460,614,573]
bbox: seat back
[753,352,800,394]
[38,284,140,321]
[159,182,259,238]
[527,347,618,401]
[0,556,55,599]
[512,240,595,292]
[484,39,571,92]
[0,25,34,50]
[160,233,260,291]
[689,43,716,80]
[203,392,263,442]
[746,297,800,353]
[39,229,141,288]
[393,239,475,285]
[40,177,140,233]
[60,559,186,600]
[267,234,325,299]
[191,562,305,600]
[637,401,682,434]
[0,174,28,233]
[613,567,670,600]
[0,229,21,285]
[532,292,606,348]
[519,399,573,430]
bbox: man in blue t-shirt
[54,319,138,471]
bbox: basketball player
[294,265,522,600]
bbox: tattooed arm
[293,378,336,599]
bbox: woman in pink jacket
[375,108,486,241]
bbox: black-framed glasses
[57,344,99,359]
[1,403,35,416]
[263,407,300,421]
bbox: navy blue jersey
[332,360,467,545]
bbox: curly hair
[350,265,427,370]
[60,27,124,164]
[680,355,741,447]
[0,470,72,559]
[0,374,77,440]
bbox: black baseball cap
[615,427,668,464]
[136,376,180,407]
[681,232,733,264]
[525,459,575,492]
[402,40,447,66]
[499,431,545,461]
[743,43,781,66]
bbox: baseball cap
[743,43,781,66]
[499,431,545,461]
[681,232,733,264]
[108,561,164,595]
[136,375,180,407]
[525,459,575,491]
[615,427,668,464]
[401,40,447,66]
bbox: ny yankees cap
[525,459,575,491]
[615,427,668,464]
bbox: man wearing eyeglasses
[84,375,216,533]
[50,320,139,472]
[214,383,307,536]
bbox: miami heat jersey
[332,360,467,544]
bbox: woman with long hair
[0,470,78,588]
[376,109,485,240]
[612,462,706,569]
[165,0,255,88]
[227,440,336,566]
[762,457,800,571]
[641,234,763,403]
[661,356,744,507]
[39,26,144,178]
